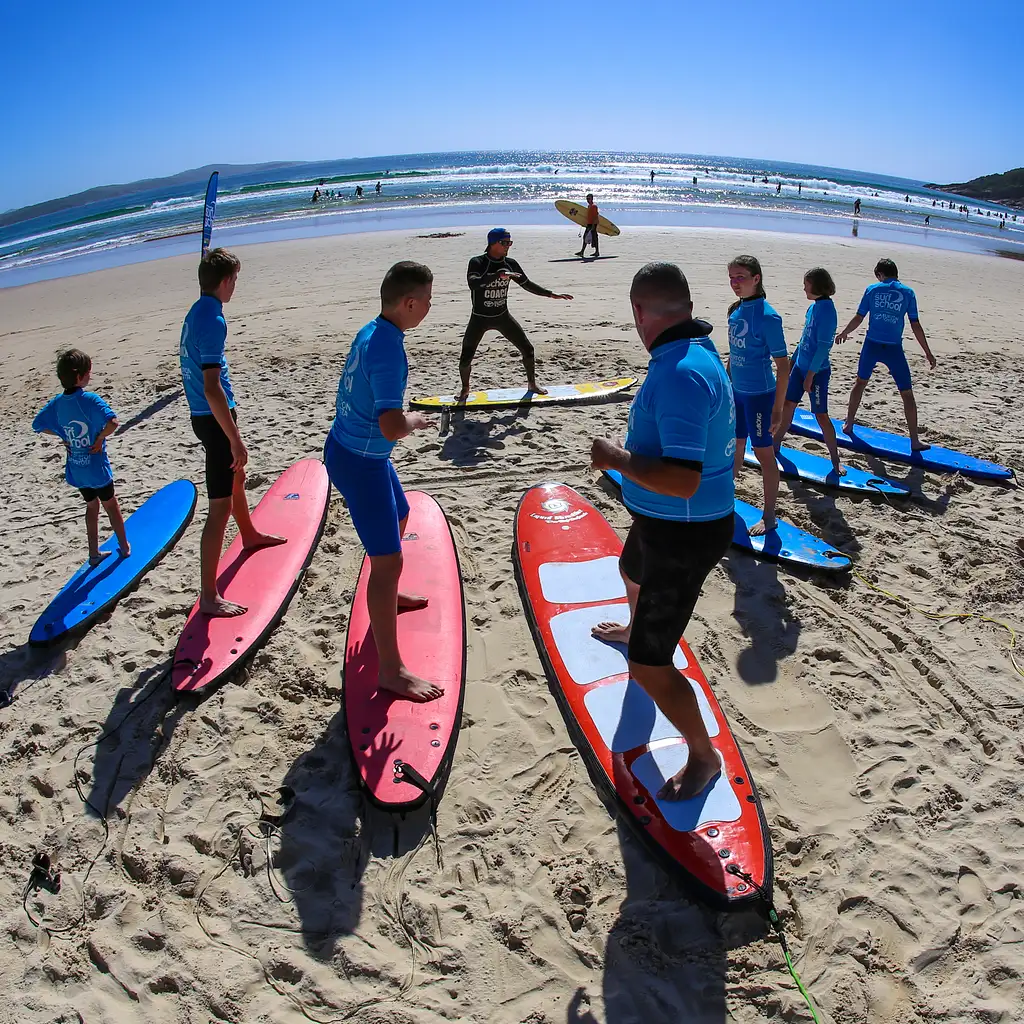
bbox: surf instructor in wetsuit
[456,228,572,401]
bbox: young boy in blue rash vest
[835,258,937,451]
[324,261,441,704]
[773,267,844,475]
[33,348,130,566]
[590,262,735,803]
[180,248,286,618]
[726,255,790,535]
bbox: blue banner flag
[201,171,219,257]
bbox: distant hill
[0,162,301,229]
[926,167,1024,210]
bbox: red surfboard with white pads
[514,482,772,908]
[172,459,330,696]
[343,491,466,811]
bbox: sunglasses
[497,238,513,245]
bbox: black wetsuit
[460,254,553,369]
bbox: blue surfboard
[744,440,909,497]
[29,480,197,647]
[788,409,1014,482]
[602,470,850,573]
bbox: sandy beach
[1,225,1023,1024]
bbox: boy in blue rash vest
[773,267,845,475]
[835,257,937,451]
[33,348,130,566]
[324,261,442,704]
[180,248,286,618]
[726,255,790,536]
[590,262,735,803]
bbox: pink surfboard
[343,491,466,811]
[172,459,330,695]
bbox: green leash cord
[727,865,822,1023]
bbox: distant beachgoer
[32,348,130,565]
[854,198,862,215]
[576,194,601,258]
[773,268,843,475]
[179,249,286,617]
[727,255,789,536]
[925,215,930,225]
[776,182,782,194]
[905,195,910,202]
[650,170,655,183]
[324,262,440,702]
[588,262,735,802]
[456,228,572,401]
[835,258,937,452]
[312,188,321,203]
[692,176,698,185]
[375,181,382,194]
[798,182,802,194]
[355,185,364,198]
[762,176,769,183]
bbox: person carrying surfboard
[772,267,845,475]
[456,228,572,402]
[726,255,790,536]
[834,258,937,451]
[575,194,600,258]
[180,248,286,618]
[324,261,443,703]
[32,348,131,566]
[589,262,736,802]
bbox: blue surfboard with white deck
[602,470,850,573]
[29,480,197,647]
[787,409,1013,482]
[744,440,909,497]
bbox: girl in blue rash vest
[773,267,845,475]
[726,256,790,536]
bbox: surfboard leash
[852,570,1024,685]
[725,865,822,1024]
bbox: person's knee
[369,551,403,581]
[206,497,233,526]
[85,498,100,513]
[628,660,676,693]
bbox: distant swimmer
[355,185,364,198]
[324,262,441,702]
[575,193,601,259]
[456,228,572,401]
[312,188,321,203]
[32,348,130,565]
[589,262,734,801]
[375,181,382,194]
[853,198,862,215]
[773,268,844,475]
[835,258,937,452]
[727,255,789,536]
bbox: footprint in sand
[957,865,993,926]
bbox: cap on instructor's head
[487,227,511,245]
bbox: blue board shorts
[858,340,912,392]
[734,389,776,448]
[324,434,409,557]
[785,363,831,414]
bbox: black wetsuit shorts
[459,312,533,366]
[191,408,238,500]
[620,510,733,666]
[80,481,115,503]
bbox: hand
[926,352,937,370]
[803,370,814,392]
[835,331,848,345]
[229,438,249,473]
[590,438,624,471]
[499,270,521,280]
[553,293,573,300]
[409,412,434,432]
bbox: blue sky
[2,0,1021,211]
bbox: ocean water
[1,150,1021,288]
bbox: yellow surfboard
[555,199,621,237]
[410,377,636,410]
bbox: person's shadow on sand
[438,405,533,467]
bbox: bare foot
[88,553,105,567]
[378,667,444,703]
[119,544,132,558]
[527,382,549,396]
[911,441,931,452]
[398,592,428,610]
[243,532,287,552]
[830,463,848,478]
[748,517,776,537]
[657,752,721,802]
[592,620,630,644]
[455,388,470,402]
[841,420,855,435]
[200,595,247,617]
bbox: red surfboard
[172,459,330,695]
[344,491,466,811]
[514,482,772,909]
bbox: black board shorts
[79,481,115,503]
[191,408,237,500]
[620,510,733,667]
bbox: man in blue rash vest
[590,262,735,803]
[835,258,937,451]
[455,228,573,401]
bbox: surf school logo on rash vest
[63,419,94,468]
[482,272,512,312]
[531,497,588,524]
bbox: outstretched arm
[835,313,864,343]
